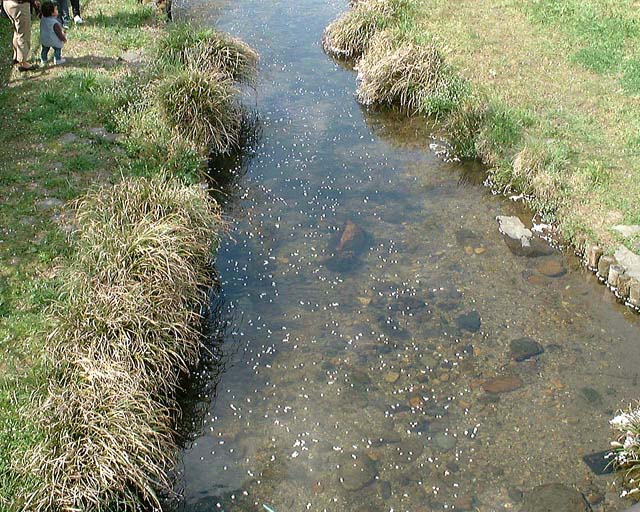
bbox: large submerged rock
[339,452,377,491]
[325,219,370,272]
[520,483,590,512]
[496,216,554,257]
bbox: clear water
[170,1,640,510]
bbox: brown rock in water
[481,376,523,394]
[536,259,566,278]
[325,220,369,272]
[336,219,366,254]
[521,483,590,512]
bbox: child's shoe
[73,15,83,24]
[54,58,66,65]
[40,58,47,66]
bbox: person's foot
[40,58,47,66]
[17,62,38,72]
[62,22,69,29]
[53,58,66,65]
[73,15,83,24]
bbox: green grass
[327,0,640,253]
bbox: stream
[170,1,640,510]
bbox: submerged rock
[521,483,590,512]
[456,310,481,332]
[339,452,377,491]
[433,432,456,452]
[510,337,544,362]
[481,376,523,394]
[325,219,369,272]
[536,259,567,278]
[497,216,554,257]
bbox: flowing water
[171,1,640,510]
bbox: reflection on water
[170,1,640,511]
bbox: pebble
[510,337,544,362]
[481,375,523,394]
[384,371,400,384]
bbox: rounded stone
[433,432,457,452]
[510,337,544,362]
[339,453,377,491]
[520,483,589,512]
[536,259,567,278]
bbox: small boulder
[456,310,481,332]
[520,483,590,512]
[339,452,377,491]
[510,337,544,362]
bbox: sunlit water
[169,1,640,511]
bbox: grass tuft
[155,23,259,85]
[356,29,467,116]
[322,0,408,59]
[19,176,223,511]
[156,68,240,154]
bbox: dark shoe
[18,63,38,72]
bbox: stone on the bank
[614,246,640,281]
[597,255,616,279]
[456,310,481,332]
[520,483,590,512]
[481,376,523,394]
[612,225,640,238]
[35,197,64,211]
[339,452,377,491]
[510,337,544,362]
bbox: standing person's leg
[3,0,19,62]
[41,45,49,63]
[53,46,64,64]
[70,0,81,23]
[4,0,33,69]
[57,0,69,27]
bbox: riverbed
[170,1,640,510]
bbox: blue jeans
[41,46,62,61]
[56,0,79,24]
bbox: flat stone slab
[521,483,590,512]
[614,246,640,281]
[497,215,532,246]
[481,376,523,394]
[35,197,64,211]
[612,225,640,238]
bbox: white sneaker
[54,58,66,65]
[40,58,47,66]
[73,15,83,24]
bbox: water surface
[171,1,640,510]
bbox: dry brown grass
[19,176,223,511]
[355,30,455,114]
[322,0,405,59]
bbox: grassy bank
[324,0,640,255]
[0,1,255,509]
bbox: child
[40,1,67,65]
